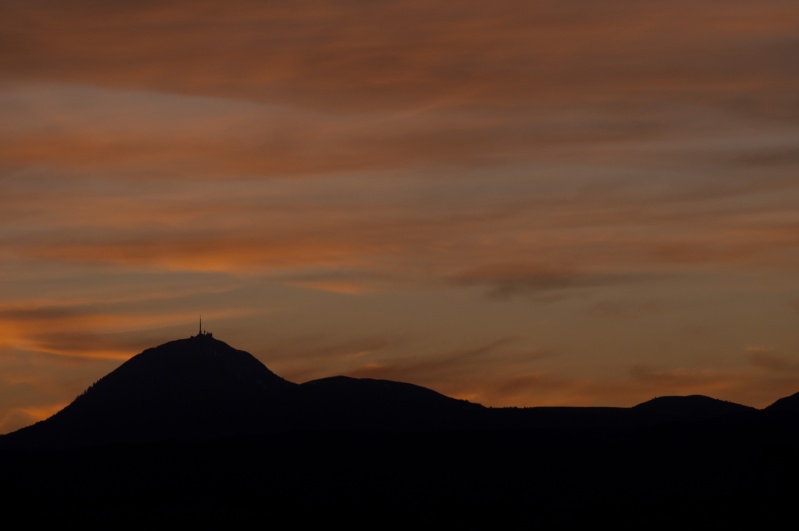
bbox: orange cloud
[450,263,642,299]
[283,279,373,295]
[3,1,797,114]
[262,334,406,384]
[4,172,798,289]
[0,301,250,360]
[747,346,799,373]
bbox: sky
[2,0,799,434]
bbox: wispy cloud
[3,1,797,113]
[747,345,799,373]
[450,263,645,300]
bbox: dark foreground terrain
[2,335,799,528]
[3,425,799,528]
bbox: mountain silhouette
[3,333,799,527]
[5,334,299,446]
[1,334,482,447]
[764,390,799,413]
[631,394,756,422]
[298,375,483,431]
[3,333,798,448]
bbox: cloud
[11,234,366,273]
[4,82,771,180]
[450,263,642,300]
[747,346,799,373]
[3,1,797,116]
[346,337,523,379]
[736,147,799,169]
[587,299,667,319]
[0,300,249,360]
[629,364,731,391]
[279,269,403,295]
[4,162,797,291]
[339,338,557,405]
[264,334,405,383]
[2,2,798,286]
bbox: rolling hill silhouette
[764,390,799,413]
[4,334,298,446]
[1,334,482,447]
[631,394,757,422]
[3,333,799,528]
[2,333,797,448]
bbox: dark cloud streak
[2,1,797,116]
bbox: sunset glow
[2,0,798,434]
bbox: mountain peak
[0,334,484,447]
[5,335,297,446]
[85,335,294,395]
[6,333,799,450]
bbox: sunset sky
[2,0,799,434]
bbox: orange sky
[2,0,799,433]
